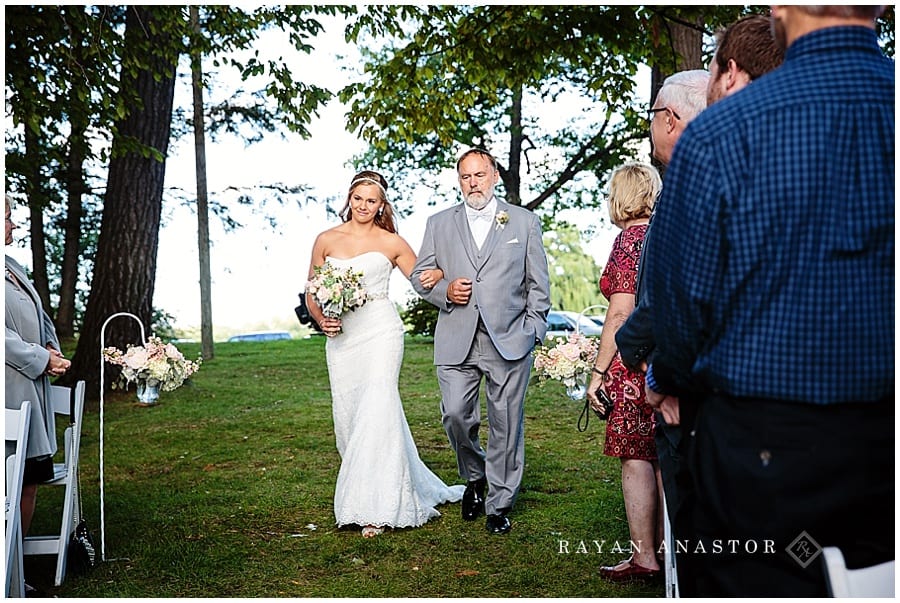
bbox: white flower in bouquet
[306,262,368,319]
[103,335,202,392]
[533,332,599,389]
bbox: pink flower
[124,348,149,370]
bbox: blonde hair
[606,162,661,228]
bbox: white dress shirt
[465,197,497,249]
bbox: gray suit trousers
[437,320,533,515]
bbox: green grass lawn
[26,337,663,597]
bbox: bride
[306,170,464,537]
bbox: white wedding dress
[325,251,464,529]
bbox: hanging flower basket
[103,335,201,405]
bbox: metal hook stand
[99,312,146,562]
[576,304,607,335]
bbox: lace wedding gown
[325,251,464,528]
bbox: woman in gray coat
[5,195,71,552]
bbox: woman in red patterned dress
[586,162,663,581]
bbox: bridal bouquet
[306,262,368,319]
[103,335,202,392]
[533,332,599,396]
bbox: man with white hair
[645,70,709,166]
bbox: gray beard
[464,194,490,210]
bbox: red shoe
[599,556,662,582]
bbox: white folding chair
[6,401,32,598]
[22,381,86,587]
[822,546,895,598]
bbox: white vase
[136,380,160,405]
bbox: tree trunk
[669,16,704,71]
[56,16,90,338]
[191,6,215,361]
[505,85,523,206]
[23,127,53,315]
[64,6,179,395]
[649,13,705,175]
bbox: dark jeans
[681,394,894,597]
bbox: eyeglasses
[647,106,681,121]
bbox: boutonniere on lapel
[494,210,509,231]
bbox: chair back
[5,401,31,527]
[22,381,88,587]
[823,546,895,597]
[5,401,32,597]
[47,382,86,481]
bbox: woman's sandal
[361,526,384,538]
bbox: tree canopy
[338,5,743,216]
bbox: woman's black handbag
[67,520,97,574]
[68,464,97,574]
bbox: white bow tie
[467,207,494,222]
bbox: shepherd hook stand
[577,304,607,335]
[99,312,146,562]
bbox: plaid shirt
[644,26,894,404]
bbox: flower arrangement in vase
[532,332,599,400]
[103,336,201,404]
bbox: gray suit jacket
[411,199,551,365]
[5,255,58,460]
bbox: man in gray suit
[412,148,550,534]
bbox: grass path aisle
[29,338,663,598]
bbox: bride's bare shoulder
[312,225,352,255]
[387,230,413,250]
[381,231,414,263]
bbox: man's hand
[446,278,472,305]
[647,388,680,426]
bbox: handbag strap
[577,396,591,432]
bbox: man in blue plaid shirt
[642,5,894,597]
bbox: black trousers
[678,394,894,597]
[655,399,699,596]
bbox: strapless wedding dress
[325,251,464,528]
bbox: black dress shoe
[486,512,511,534]
[461,477,486,521]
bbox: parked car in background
[587,316,605,328]
[227,331,292,343]
[545,310,604,341]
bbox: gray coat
[411,199,551,365]
[5,255,58,460]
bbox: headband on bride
[349,177,388,197]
